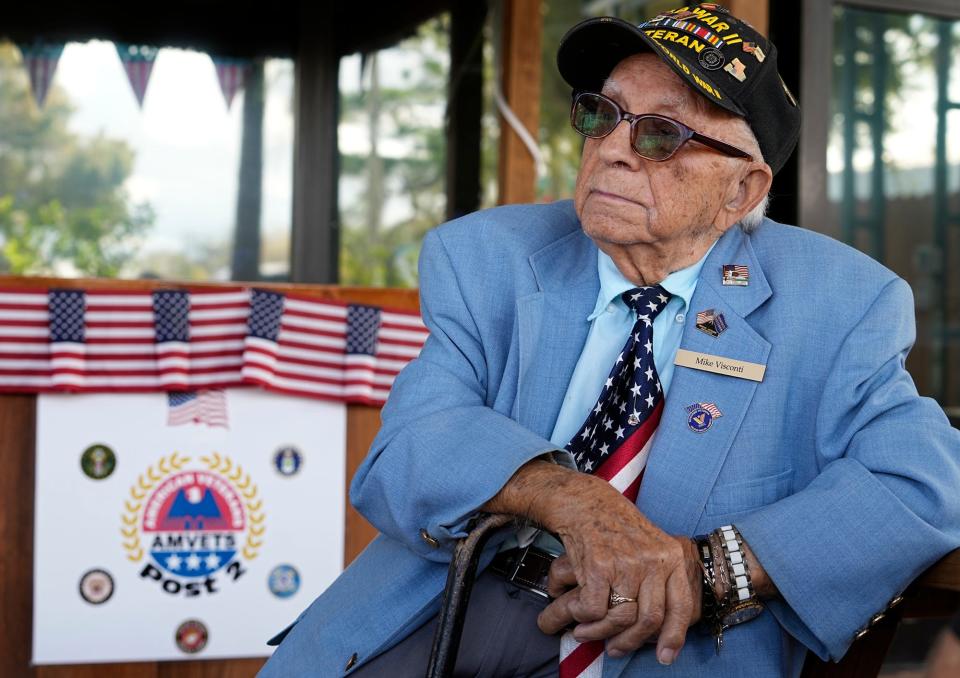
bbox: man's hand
[483,460,702,664]
[538,537,701,662]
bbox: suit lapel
[637,228,772,536]
[515,229,599,439]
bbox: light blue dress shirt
[518,244,713,555]
[549,244,714,448]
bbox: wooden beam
[230,59,265,281]
[497,0,542,205]
[446,0,486,220]
[291,4,340,284]
[0,395,36,678]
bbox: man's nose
[597,119,643,169]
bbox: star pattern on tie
[564,285,670,476]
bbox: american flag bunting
[242,290,428,405]
[0,286,426,406]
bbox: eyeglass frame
[569,91,754,163]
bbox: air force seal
[121,452,265,597]
[273,446,302,477]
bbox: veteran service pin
[686,402,723,433]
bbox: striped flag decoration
[0,289,54,389]
[116,44,159,108]
[45,288,171,390]
[701,402,723,418]
[0,286,425,405]
[17,41,64,108]
[151,288,251,390]
[166,389,229,428]
[211,56,249,110]
[0,288,250,392]
[242,290,428,405]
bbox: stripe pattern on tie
[558,285,670,678]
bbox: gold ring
[608,591,637,608]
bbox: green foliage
[0,43,153,277]
[338,15,450,288]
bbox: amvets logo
[121,452,265,596]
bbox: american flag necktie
[558,284,670,678]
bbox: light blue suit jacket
[261,201,960,677]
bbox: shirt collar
[587,241,717,321]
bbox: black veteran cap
[557,3,801,174]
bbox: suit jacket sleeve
[349,228,560,562]
[735,277,960,660]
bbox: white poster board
[33,389,346,664]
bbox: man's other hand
[484,461,702,664]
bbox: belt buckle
[509,545,553,599]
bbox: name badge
[674,349,766,382]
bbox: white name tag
[674,348,766,382]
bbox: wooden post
[497,0,542,205]
[291,4,340,284]
[231,59,265,282]
[446,0,486,220]
[727,0,769,36]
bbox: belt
[489,546,557,599]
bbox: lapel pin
[686,402,723,433]
[696,309,728,337]
[724,57,747,82]
[742,42,766,62]
[722,264,749,286]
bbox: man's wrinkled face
[574,53,750,251]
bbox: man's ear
[716,162,774,231]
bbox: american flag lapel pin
[696,308,728,337]
[722,264,749,286]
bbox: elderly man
[261,4,960,677]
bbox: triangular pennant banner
[17,41,65,108]
[211,56,250,110]
[115,43,159,108]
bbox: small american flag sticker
[167,389,228,428]
[722,264,750,286]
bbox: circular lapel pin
[686,402,723,433]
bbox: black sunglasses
[570,91,753,162]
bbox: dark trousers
[350,569,560,677]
